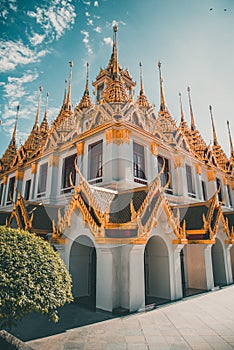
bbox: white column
[128,245,145,312]
[204,244,214,290]
[225,244,233,285]
[96,247,114,312]
[172,244,184,300]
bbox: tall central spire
[158,61,166,112]
[139,62,144,95]
[209,105,218,146]
[85,62,89,93]
[187,86,196,131]
[35,86,42,127]
[112,24,119,80]
[179,93,185,123]
[12,104,20,142]
[66,61,73,109]
[227,120,234,159]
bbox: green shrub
[0,226,73,329]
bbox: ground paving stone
[27,286,234,350]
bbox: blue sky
[0,0,234,158]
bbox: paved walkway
[27,286,234,350]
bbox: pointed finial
[158,60,166,112]
[209,105,218,146]
[12,104,20,141]
[227,120,234,159]
[187,86,196,131]
[35,86,43,126]
[43,92,49,121]
[85,62,89,93]
[66,61,73,107]
[139,62,144,95]
[63,79,68,105]
[179,93,185,123]
[112,25,119,79]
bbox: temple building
[0,26,234,313]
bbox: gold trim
[106,128,131,145]
[3,175,8,185]
[207,170,216,182]
[173,155,184,169]
[223,176,227,186]
[196,164,202,175]
[150,142,158,156]
[186,229,206,234]
[49,154,60,168]
[76,142,84,156]
[230,181,234,190]
[16,170,24,181]
[31,163,38,174]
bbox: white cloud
[94,1,99,6]
[85,11,90,16]
[83,1,91,5]
[87,18,93,26]
[93,15,100,19]
[27,0,76,41]
[104,37,113,46]
[29,33,46,46]
[0,40,48,73]
[94,26,101,33]
[81,30,93,55]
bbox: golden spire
[40,93,49,134]
[136,62,150,108]
[0,105,19,171]
[76,62,93,110]
[112,24,119,80]
[227,120,234,159]
[35,86,42,127]
[139,62,144,95]
[179,92,185,123]
[187,86,196,131]
[63,79,67,106]
[12,104,20,142]
[209,105,218,146]
[158,61,166,112]
[85,62,89,93]
[66,61,73,109]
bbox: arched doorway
[144,236,171,306]
[230,245,234,281]
[212,239,227,287]
[69,235,96,309]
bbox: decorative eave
[171,193,222,244]
[221,211,234,244]
[52,160,185,245]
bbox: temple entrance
[69,236,96,309]
[212,239,227,287]
[182,245,207,297]
[180,248,186,296]
[144,236,171,306]
[230,245,234,280]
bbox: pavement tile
[190,344,213,350]
[105,343,127,350]
[63,342,84,350]
[144,335,167,344]
[148,344,170,350]
[125,335,145,343]
[127,344,148,350]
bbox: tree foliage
[0,226,73,329]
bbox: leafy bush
[0,226,73,329]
